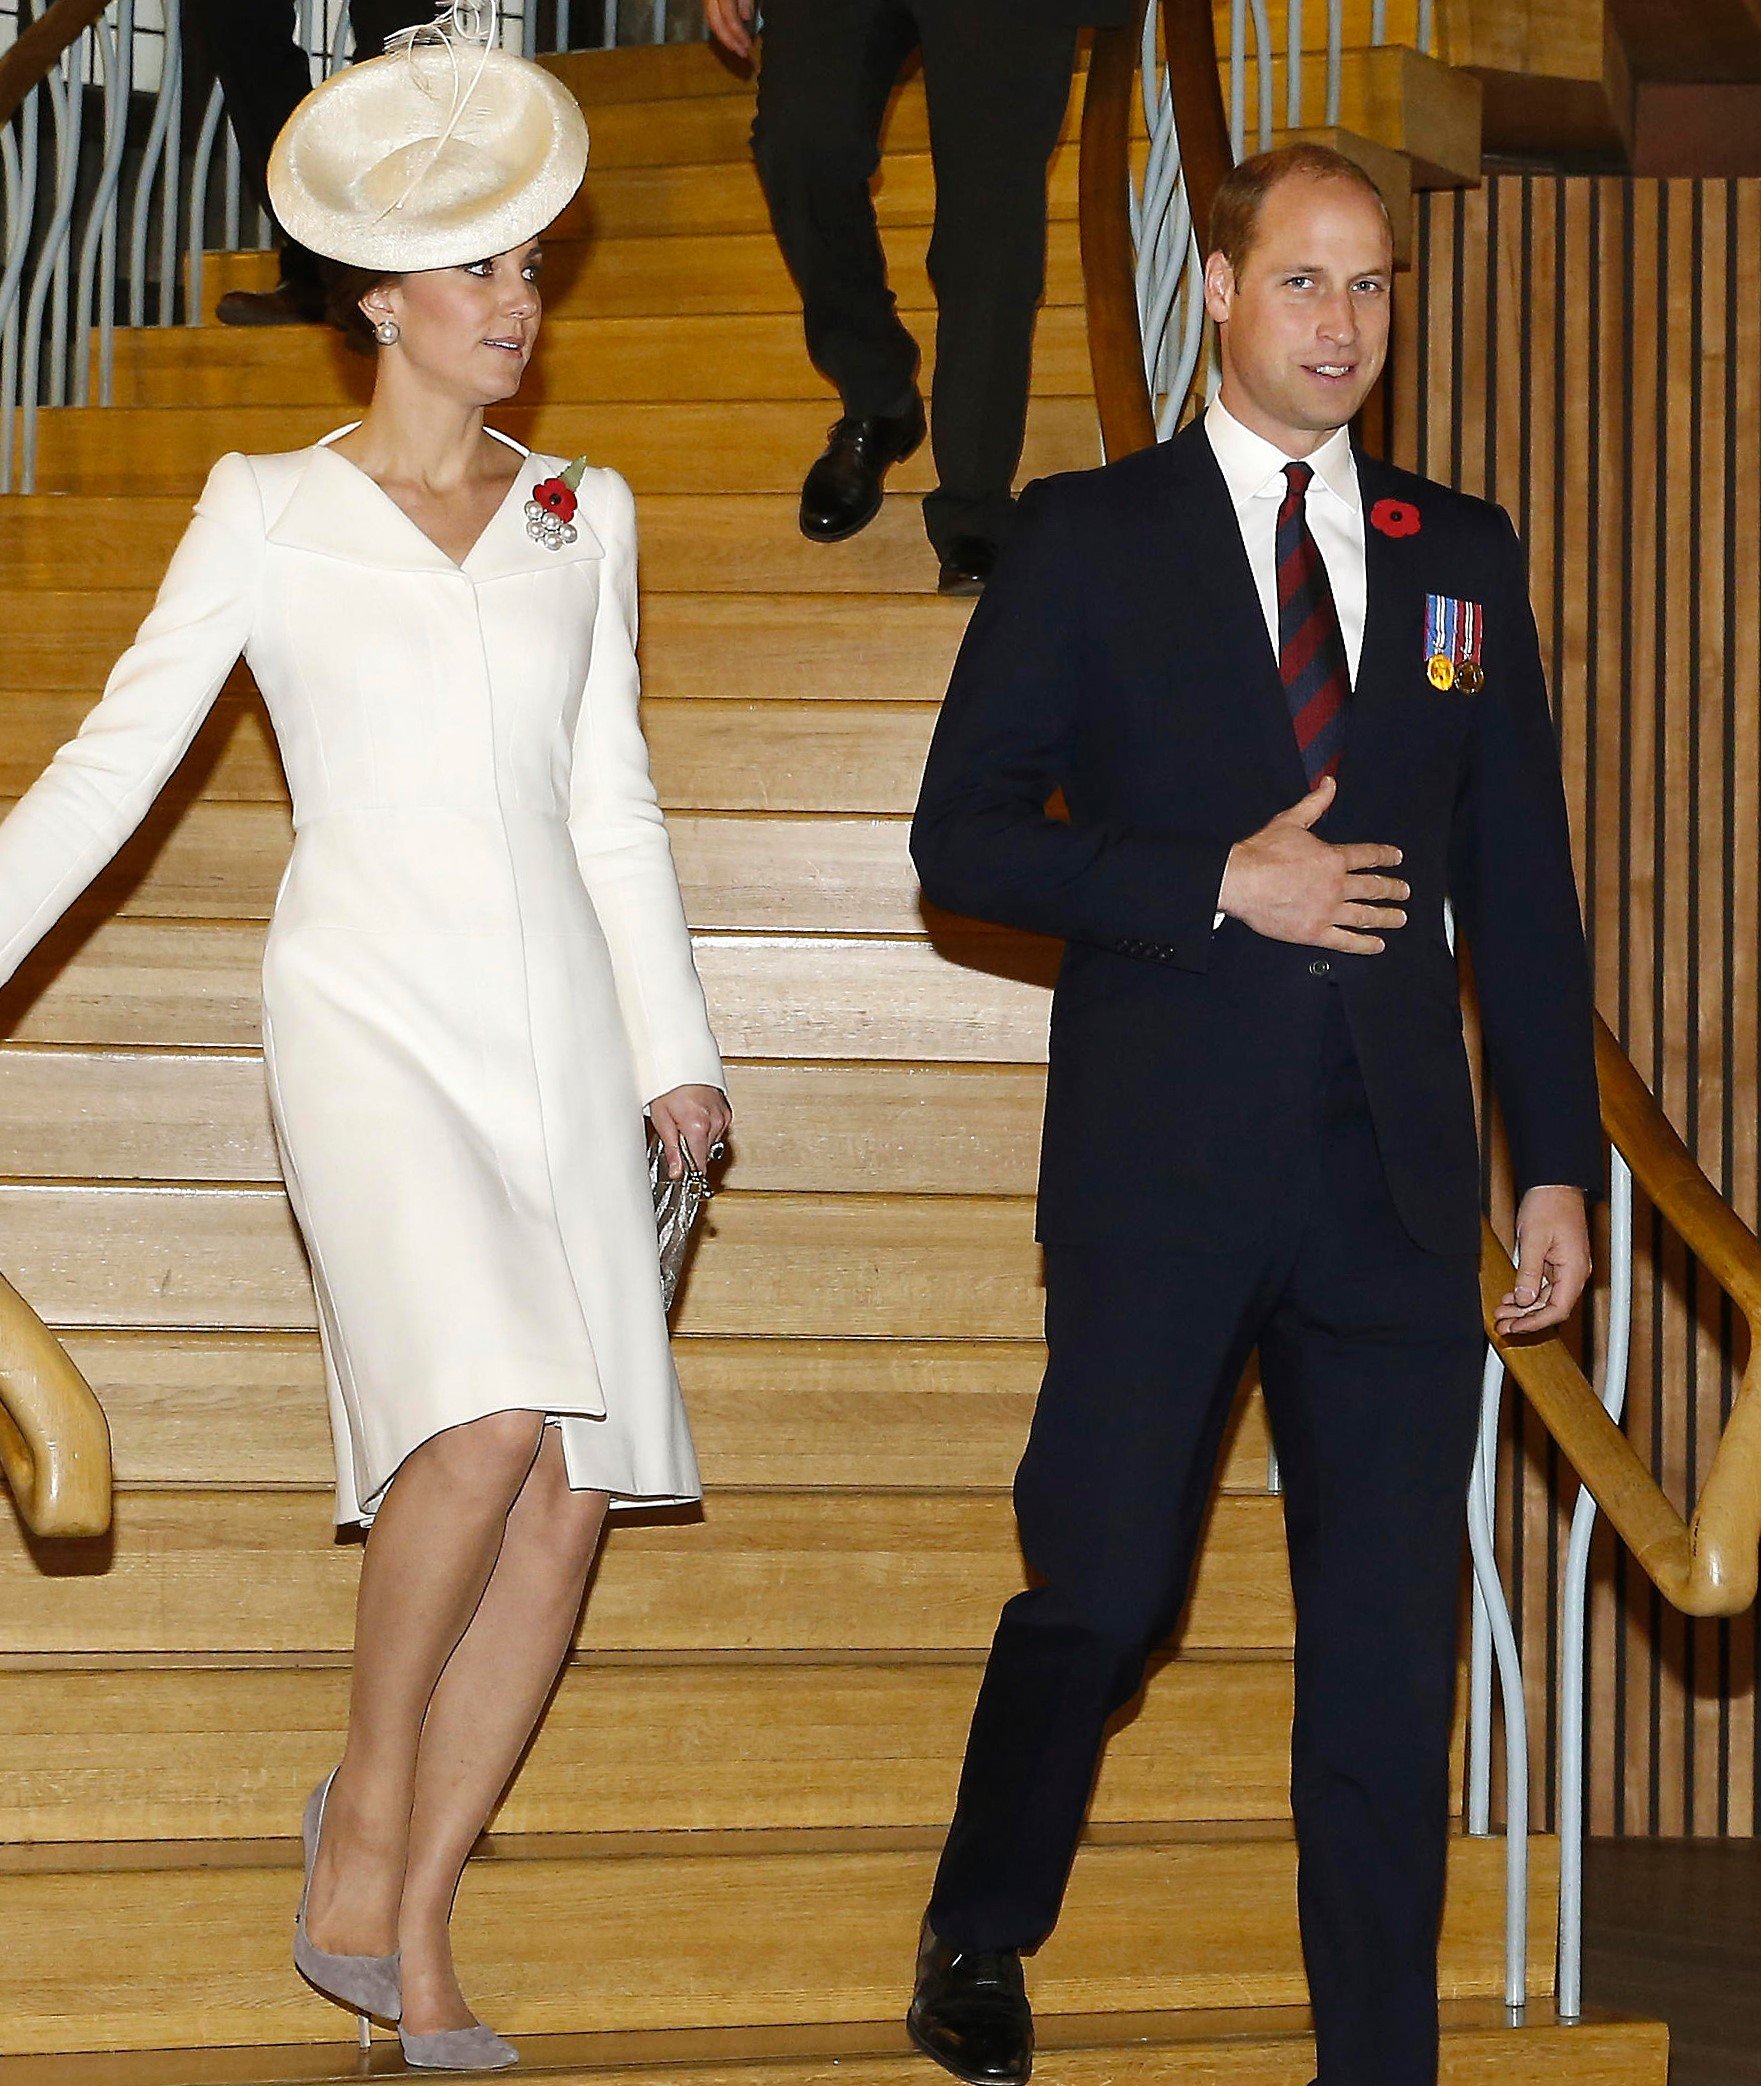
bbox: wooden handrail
[0,1269,111,1537]
[1076,21,1761,1616]
[1481,1016,1761,1617]
[0,0,111,131]
[1078,0,1233,458]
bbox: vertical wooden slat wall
[1393,176,1761,1837]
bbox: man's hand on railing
[705,0,756,59]
[1492,1184,1591,1338]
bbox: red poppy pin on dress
[1370,497,1421,539]
[526,456,588,549]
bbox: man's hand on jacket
[1219,775,1410,953]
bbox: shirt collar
[1204,395,1361,517]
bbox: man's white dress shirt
[1204,396,1367,684]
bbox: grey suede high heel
[398,2023,519,2071]
[292,1770,402,2044]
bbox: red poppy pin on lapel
[526,456,588,550]
[1371,497,1421,539]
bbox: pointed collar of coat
[265,425,605,579]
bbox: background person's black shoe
[799,391,927,543]
[215,279,328,328]
[936,536,999,597]
[907,1918,1033,2085]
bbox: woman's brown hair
[323,260,403,355]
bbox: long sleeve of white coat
[0,452,262,990]
[566,469,725,1107]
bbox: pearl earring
[374,318,400,346]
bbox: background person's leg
[186,0,326,313]
[750,0,922,417]
[914,1,1079,563]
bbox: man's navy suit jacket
[909,416,1605,1257]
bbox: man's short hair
[1208,143,1392,275]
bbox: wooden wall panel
[1394,177,1761,1836]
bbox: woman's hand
[650,1084,732,1178]
[704,0,756,58]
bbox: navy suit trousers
[928,997,1485,2086]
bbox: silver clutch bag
[649,1134,714,1311]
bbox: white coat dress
[0,431,725,1524]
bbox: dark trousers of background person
[750,0,1079,557]
[186,0,432,296]
[927,995,1486,2086]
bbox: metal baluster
[0,105,38,493]
[1466,1344,1531,2008]
[1416,0,1433,52]
[1247,0,1273,150]
[1370,0,1387,42]
[1228,0,1246,159]
[73,5,134,406]
[19,36,85,489]
[223,120,242,249]
[1286,0,1302,129]
[185,80,227,328]
[1324,0,1342,128]
[651,0,665,42]
[156,0,183,324]
[129,1,181,328]
[1557,1150,1634,2019]
[602,0,616,48]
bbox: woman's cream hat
[267,4,589,273]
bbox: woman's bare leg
[303,1409,548,1958]
[398,1428,610,2033]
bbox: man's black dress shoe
[799,392,927,543]
[936,536,999,597]
[907,1919,1033,2085]
[215,279,328,328]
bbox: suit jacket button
[1308,957,1332,977]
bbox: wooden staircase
[0,27,1665,2085]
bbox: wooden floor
[1584,1839,1761,2083]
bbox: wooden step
[0,800,931,935]
[0,798,940,938]
[0,918,1060,1059]
[28,1330,1275,1495]
[551,133,1082,244]
[0,498,966,595]
[0,696,943,817]
[25,394,1099,498]
[1212,0,1430,51]
[195,214,1089,324]
[100,305,1090,410]
[1231,45,1480,185]
[0,1050,1056,1192]
[0,685,941,813]
[0,1486,1293,1655]
[0,1825,1556,2054]
[540,44,1443,181]
[0,1183,1051,1338]
[0,1648,1298,1842]
[538,38,760,105]
[0,596,972,736]
[0,2005,1670,2086]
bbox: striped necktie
[1275,460,1351,784]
